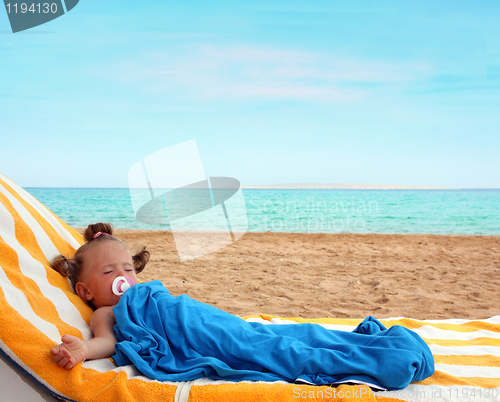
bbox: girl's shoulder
[91,306,115,324]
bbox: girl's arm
[50,306,117,370]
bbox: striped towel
[0,171,499,402]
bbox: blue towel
[112,281,434,390]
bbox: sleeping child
[50,222,434,391]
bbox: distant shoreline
[24,185,500,190]
[242,183,455,190]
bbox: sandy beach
[78,229,500,320]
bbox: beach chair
[1,171,499,402]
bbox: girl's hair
[51,222,149,290]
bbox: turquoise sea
[25,188,500,235]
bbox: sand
[78,229,500,320]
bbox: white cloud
[94,44,433,102]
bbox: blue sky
[0,0,499,188]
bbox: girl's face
[75,241,138,309]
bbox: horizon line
[23,185,500,190]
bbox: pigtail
[51,254,70,278]
[50,255,80,289]
[83,222,114,243]
[132,246,150,274]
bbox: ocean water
[25,188,500,235]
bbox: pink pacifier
[112,276,135,296]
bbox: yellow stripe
[244,314,366,327]
[0,177,82,256]
[52,368,177,402]
[424,337,500,347]
[189,383,379,402]
[0,184,92,327]
[381,318,500,334]
[0,190,47,263]
[0,234,86,333]
[435,354,500,367]
[419,371,500,388]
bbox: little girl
[50,222,149,369]
[50,222,434,390]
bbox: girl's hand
[50,335,88,370]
